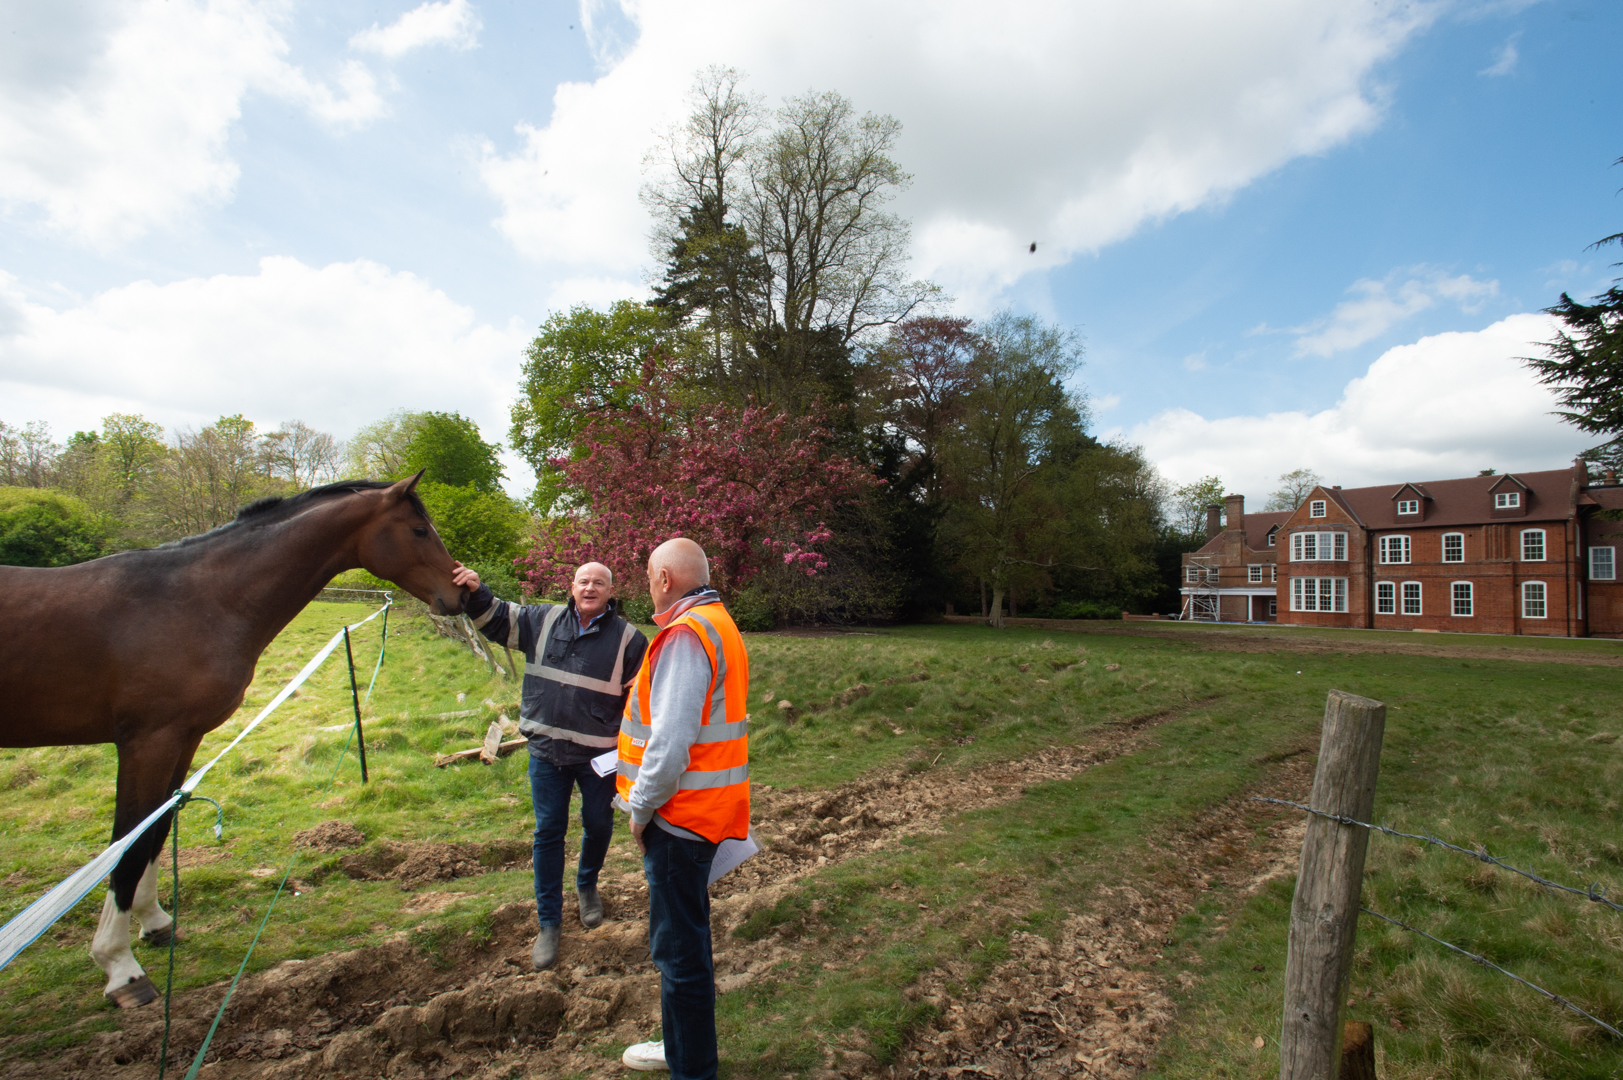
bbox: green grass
[2,610,1621,1078]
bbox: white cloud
[0,0,388,246]
[350,0,481,59]
[480,0,1437,307]
[1132,313,1581,503]
[1291,268,1498,357]
[1480,33,1520,76]
[0,258,530,481]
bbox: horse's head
[355,472,468,615]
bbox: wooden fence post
[1280,689,1386,1080]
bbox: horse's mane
[161,479,428,548]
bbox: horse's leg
[91,731,198,1008]
[133,746,201,947]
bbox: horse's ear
[388,470,426,500]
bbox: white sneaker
[622,1039,668,1071]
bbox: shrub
[728,586,776,632]
[0,487,107,567]
[1045,599,1123,621]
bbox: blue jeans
[644,823,719,1080]
[528,755,616,927]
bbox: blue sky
[1,0,1619,503]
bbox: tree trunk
[989,586,1006,628]
[1010,585,1017,619]
[980,578,987,618]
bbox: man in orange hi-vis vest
[616,538,749,1079]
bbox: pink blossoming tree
[519,356,877,598]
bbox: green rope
[156,795,220,1080]
[177,723,361,1078]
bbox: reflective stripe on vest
[524,607,639,696]
[617,600,750,844]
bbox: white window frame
[1289,576,1347,613]
[1375,581,1395,615]
[1267,529,1277,547]
[1309,500,1327,518]
[1452,581,1473,617]
[1397,499,1419,515]
[1442,532,1464,563]
[1290,531,1348,562]
[1591,546,1617,581]
[1271,564,1277,583]
[1495,491,1520,509]
[1521,529,1546,562]
[1522,581,1547,619]
[1185,566,1199,583]
[1268,598,1278,617]
[1401,581,1422,616]
[1378,535,1411,565]
[1248,564,1263,583]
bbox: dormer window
[1309,500,1327,518]
[1495,492,1520,509]
[1397,499,1418,515]
[1267,527,1278,547]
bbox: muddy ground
[4,704,1312,1080]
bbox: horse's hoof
[140,925,175,948]
[107,975,159,1009]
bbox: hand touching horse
[0,474,466,1007]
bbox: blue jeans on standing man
[528,755,616,926]
[643,822,720,1080]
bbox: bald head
[647,537,710,614]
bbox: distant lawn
[0,607,1619,1079]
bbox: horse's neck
[197,498,371,652]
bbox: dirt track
[5,702,1312,1080]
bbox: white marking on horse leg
[132,860,173,939]
[90,889,145,995]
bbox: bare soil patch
[3,699,1311,1080]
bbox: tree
[520,354,876,599]
[868,316,985,502]
[938,313,1090,627]
[510,302,692,509]
[0,487,107,566]
[401,412,505,493]
[141,415,285,539]
[1167,476,1227,538]
[0,420,59,488]
[419,480,528,568]
[345,411,424,480]
[1264,468,1323,512]
[263,420,342,488]
[646,69,936,413]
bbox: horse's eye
[412,527,429,538]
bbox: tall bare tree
[263,420,342,488]
[0,420,60,488]
[142,415,284,539]
[1263,468,1323,512]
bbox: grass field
[2,604,1621,1077]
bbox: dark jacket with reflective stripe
[465,585,649,766]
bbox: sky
[1,0,1620,507]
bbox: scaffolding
[1183,553,1221,621]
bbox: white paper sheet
[591,748,619,777]
[708,832,760,886]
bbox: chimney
[1608,469,1618,486]
[1205,504,1222,540]
[1576,457,1590,489]
[1224,493,1244,538]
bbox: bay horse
[0,473,467,1007]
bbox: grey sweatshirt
[627,591,720,839]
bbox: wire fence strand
[1360,905,1623,1040]
[1250,796,1623,913]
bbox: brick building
[1181,460,1623,637]
[1177,494,1289,623]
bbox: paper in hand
[708,832,760,886]
[591,749,619,778]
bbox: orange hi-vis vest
[617,599,750,844]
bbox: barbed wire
[1251,796,1623,914]
[1360,905,1623,1040]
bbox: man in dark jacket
[450,560,648,970]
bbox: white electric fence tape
[0,603,389,973]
